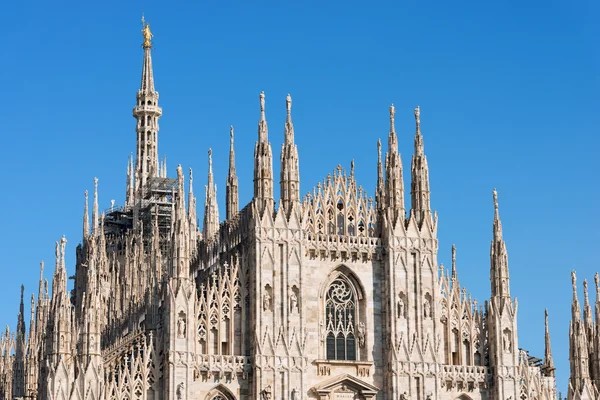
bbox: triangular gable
[313,373,379,399]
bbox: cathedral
[0,21,565,400]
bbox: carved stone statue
[176,382,184,400]
[400,391,410,400]
[290,292,298,313]
[291,388,298,400]
[398,296,405,318]
[357,322,366,348]
[263,291,271,311]
[177,315,186,338]
[262,385,272,400]
[503,330,511,352]
[423,297,431,318]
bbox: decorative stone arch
[456,394,473,400]
[205,384,236,400]
[319,265,368,361]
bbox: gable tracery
[197,261,242,356]
[438,266,485,367]
[303,165,376,239]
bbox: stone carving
[290,292,298,313]
[397,295,405,318]
[176,382,184,400]
[503,330,511,352]
[263,290,271,312]
[262,385,272,400]
[424,297,431,318]
[400,391,410,400]
[177,314,186,338]
[291,388,299,400]
[357,322,366,348]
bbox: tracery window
[325,278,356,360]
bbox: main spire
[280,94,300,218]
[226,126,239,220]
[133,17,162,193]
[490,189,510,298]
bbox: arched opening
[321,266,366,361]
[204,384,236,400]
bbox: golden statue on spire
[141,15,153,48]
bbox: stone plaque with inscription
[335,391,356,400]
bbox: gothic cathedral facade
[0,23,558,400]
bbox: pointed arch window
[325,278,356,360]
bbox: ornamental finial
[141,16,153,48]
[286,94,292,114]
[493,188,498,210]
[414,106,420,130]
[260,91,265,115]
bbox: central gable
[312,373,379,400]
[302,164,376,237]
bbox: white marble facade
[0,23,558,400]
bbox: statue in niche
[397,296,405,318]
[503,330,511,352]
[291,388,299,400]
[423,297,431,318]
[263,291,271,311]
[357,322,366,348]
[290,291,298,313]
[262,385,272,400]
[177,315,186,338]
[176,382,184,400]
[400,392,410,400]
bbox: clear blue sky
[0,0,598,394]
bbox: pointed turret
[172,165,190,279]
[203,149,219,240]
[126,154,134,206]
[83,190,89,241]
[92,178,98,235]
[188,168,198,257]
[253,91,274,216]
[569,270,591,394]
[572,270,581,322]
[544,309,556,377]
[410,106,431,226]
[376,138,384,211]
[12,285,26,399]
[490,189,510,298]
[451,244,457,281]
[384,104,405,225]
[226,126,239,220]
[280,94,300,218]
[49,237,72,362]
[133,18,162,190]
[584,279,594,328]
